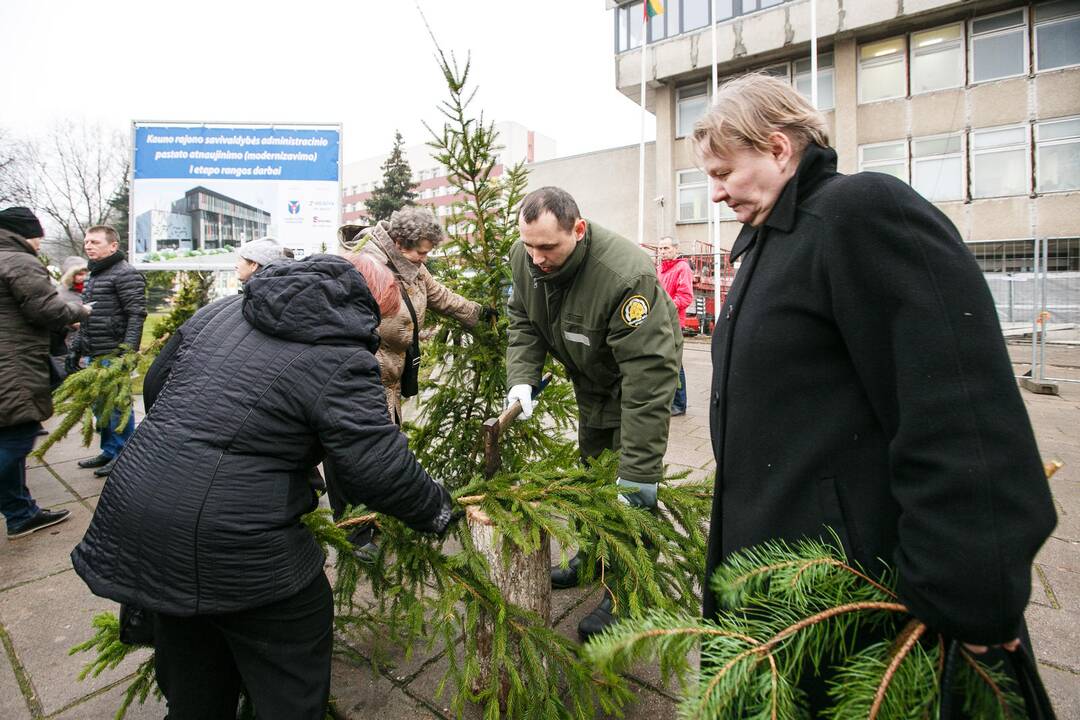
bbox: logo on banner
[287,200,301,215]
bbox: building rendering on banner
[172,186,272,250]
[135,186,271,254]
[544,1,1078,276]
[341,121,557,228]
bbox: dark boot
[93,458,116,477]
[347,525,379,564]
[551,550,601,589]
[577,591,616,642]
[77,453,112,469]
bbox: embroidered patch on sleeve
[620,294,650,328]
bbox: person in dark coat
[72,225,147,478]
[695,75,1057,715]
[0,207,90,538]
[71,253,455,720]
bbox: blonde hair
[692,73,830,160]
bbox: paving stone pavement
[1,340,1077,718]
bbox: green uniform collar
[526,222,591,288]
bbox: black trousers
[153,573,333,720]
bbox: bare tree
[1,121,129,259]
[0,127,33,207]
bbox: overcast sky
[0,0,656,163]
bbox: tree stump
[466,505,551,704]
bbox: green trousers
[578,423,620,465]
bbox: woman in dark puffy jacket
[71,254,453,720]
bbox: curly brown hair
[387,207,443,251]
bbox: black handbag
[118,603,156,646]
[399,287,421,398]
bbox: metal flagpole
[810,0,819,108]
[638,8,648,246]
[711,0,721,331]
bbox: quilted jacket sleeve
[311,349,451,532]
[116,265,147,351]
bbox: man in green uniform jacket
[506,186,681,640]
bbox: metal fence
[974,238,1080,324]
[973,237,1080,385]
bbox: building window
[677,169,708,223]
[859,140,909,183]
[969,9,1027,83]
[683,0,710,32]
[617,2,644,52]
[971,125,1029,199]
[714,0,733,24]
[910,24,963,94]
[677,83,709,138]
[794,52,835,110]
[760,62,790,80]
[648,0,673,41]
[1035,0,1080,71]
[859,37,906,103]
[616,2,642,52]
[911,133,963,202]
[1036,116,1080,193]
[740,0,784,11]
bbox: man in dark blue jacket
[72,225,146,478]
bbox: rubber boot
[551,549,599,589]
[577,590,616,642]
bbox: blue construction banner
[134,126,340,181]
[130,122,342,272]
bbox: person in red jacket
[656,237,694,415]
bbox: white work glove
[506,384,535,420]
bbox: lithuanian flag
[645,0,664,19]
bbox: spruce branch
[35,269,212,461]
[587,536,1027,719]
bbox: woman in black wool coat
[695,74,1057,717]
[71,253,455,720]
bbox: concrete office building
[341,121,556,228]
[571,0,1079,277]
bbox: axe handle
[497,373,553,432]
[483,372,554,478]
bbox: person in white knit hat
[235,237,285,282]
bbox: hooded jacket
[72,255,451,616]
[0,228,88,427]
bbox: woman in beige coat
[339,208,486,423]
